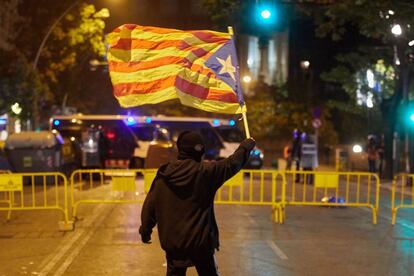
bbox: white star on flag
[216,55,236,81]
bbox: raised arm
[207,138,256,191]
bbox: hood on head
[176,131,205,162]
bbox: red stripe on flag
[175,76,238,103]
[109,58,213,75]
[110,38,193,51]
[191,31,229,43]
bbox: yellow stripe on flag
[116,86,177,107]
[107,28,230,46]
[108,44,223,63]
[109,66,232,91]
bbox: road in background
[0,180,413,276]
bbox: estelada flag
[107,24,246,114]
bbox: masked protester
[139,131,255,276]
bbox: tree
[0,0,22,51]
[7,1,109,127]
[0,51,47,121]
[305,0,414,176]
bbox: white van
[133,115,264,169]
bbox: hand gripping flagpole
[228,26,251,139]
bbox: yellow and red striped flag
[107,24,246,114]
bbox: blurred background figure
[366,136,378,173]
[377,135,385,178]
[283,144,292,170]
[291,129,302,182]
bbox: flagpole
[227,26,251,139]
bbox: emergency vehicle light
[0,119,7,125]
[106,131,115,139]
[126,116,136,125]
[229,119,235,126]
[53,120,60,126]
[145,117,152,123]
[212,119,220,126]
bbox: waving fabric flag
[107,24,246,114]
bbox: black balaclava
[176,131,205,162]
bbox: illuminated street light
[300,60,310,70]
[243,75,252,83]
[391,24,402,36]
[353,144,363,153]
[11,103,22,115]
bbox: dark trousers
[166,252,219,276]
[368,160,376,173]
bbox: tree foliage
[0,0,22,51]
[0,1,109,125]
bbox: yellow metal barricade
[70,169,150,219]
[0,171,71,230]
[215,169,286,224]
[282,170,379,224]
[0,170,12,220]
[391,173,414,225]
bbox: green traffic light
[261,9,271,19]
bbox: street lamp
[391,24,402,36]
[300,60,310,70]
[242,75,252,96]
[31,1,109,129]
[242,75,252,83]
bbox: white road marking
[54,206,111,276]
[267,240,288,260]
[37,204,107,276]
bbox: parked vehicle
[214,120,264,169]
[50,115,172,169]
[131,115,264,168]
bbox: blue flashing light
[410,113,414,122]
[254,149,260,155]
[212,119,220,126]
[53,120,60,126]
[126,116,136,126]
[145,117,152,123]
[229,119,236,126]
[0,118,7,125]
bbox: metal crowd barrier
[0,170,12,220]
[0,171,71,230]
[215,169,286,223]
[70,169,157,219]
[282,171,380,224]
[391,173,414,225]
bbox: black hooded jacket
[139,141,253,256]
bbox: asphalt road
[0,177,413,276]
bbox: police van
[132,115,264,168]
[49,114,172,169]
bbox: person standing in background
[377,135,385,178]
[366,137,378,173]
